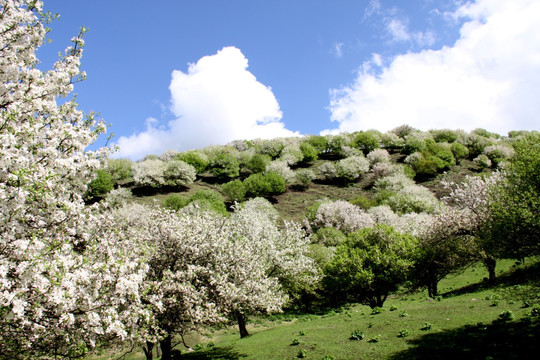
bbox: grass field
[88,257,540,360]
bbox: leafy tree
[174,150,209,174]
[299,141,318,163]
[86,169,114,201]
[246,153,271,173]
[0,2,147,358]
[119,201,316,358]
[221,179,246,202]
[243,172,286,198]
[353,131,380,155]
[487,135,540,259]
[106,158,133,183]
[187,189,227,216]
[306,135,328,154]
[295,168,316,188]
[162,193,189,211]
[412,208,479,297]
[323,225,418,308]
[209,153,240,180]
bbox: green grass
[87,258,540,360]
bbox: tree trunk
[143,342,154,360]
[156,344,162,359]
[237,312,249,338]
[484,256,497,284]
[427,279,438,298]
[160,335,172,360]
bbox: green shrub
[297,349,307,358]
[350,195,376,210]
[430,129,459,143]
[221,179,246,202]
[421,322,432,330]
[291,338,300,346]
[106,158,133,183]
[353,131,380,155]
[175,151,209,174]
[188,189,227,215]
[247,153,271,174]
[498,310,514,322]
[300,141,319,163]
[243,172,286,198]
[451,142,469,161]
[397,329,410,338]
[209,153,240,179]
[295,168,316,187]
[312,227,346,246]
[349,330,365,340]
[163,194,189,210]
[86,169,114,200]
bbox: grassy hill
[89,257,540,360]
[88,129,539,359]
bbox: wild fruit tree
[0,1,147,358]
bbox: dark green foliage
[425,140,456,169]
[430,129,459,143]
[306,135,328,154]
[323,224,418,308]
[412,155,446,179]
[209,153,240,180]
[221,179,246,202]
[86,169,114,200]
[163,193,189,210]
[243,172,286,198]
[486,134,540,259]
[450,142,469,161]
[299,141,318,163]
[106,158,132,183]
[350,195,376,210]
[246,154,271,174]
[353,131,380,155]
[175,151,209,174]
[188,189,228,215]
[473,128,500,139]
[350,330,365,340]
[312,227,346,246]
[403,137,426,155]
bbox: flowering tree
[0,1,147,358]
[118,199,316,359]
[308,200,375,234]
[442,173,502,282]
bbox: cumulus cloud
[114,46,298,159]
[326,0,540,136]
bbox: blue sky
[38,0,540,159]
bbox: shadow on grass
[175,346,247,360]
[390,318,540,360]
[443,259,540,299]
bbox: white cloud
[327,0,540,136]
[333,42,344,58]
[386,17,435,47]
[114,46,298,159]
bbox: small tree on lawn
[323,224,418,308]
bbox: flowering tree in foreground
[0,1,147,358]
[119,199,316,360]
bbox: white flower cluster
[117,198,317,344]
[132,158,196,187]
[311,200,375,233]
[0,2,148,356]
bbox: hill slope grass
[89,258,539,360]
